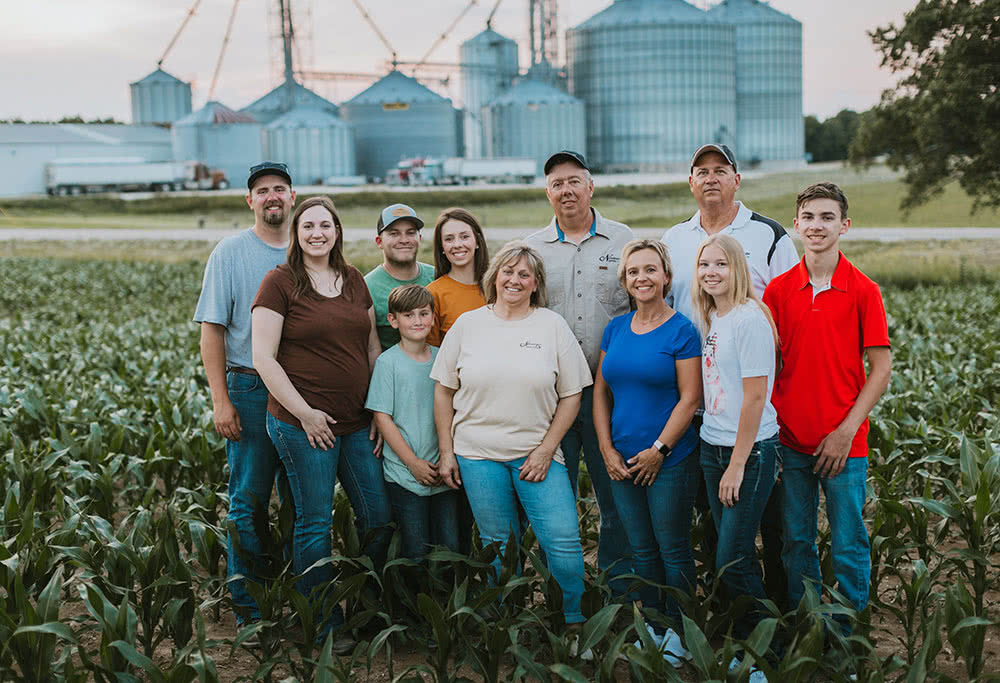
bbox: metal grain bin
[129,68,192,125]
[708,0,803,166]
[242,80,340,125]
[460,28,519,159]
[483,69,585,174]
[340,70,460,180]
[567,0,736,172]
[171,101,263,186]
[264,107,356,184]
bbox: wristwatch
[653,439,672,457]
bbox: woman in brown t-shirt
[251,196,391,639]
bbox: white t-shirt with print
[700,301,779,447]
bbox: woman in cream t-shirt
[431,241,592,631]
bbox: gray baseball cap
[376,204,424,234]
[690,144,738,173]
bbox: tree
[850,0,1000,211]
[806,109,862,162]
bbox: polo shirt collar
[792,251,851,290]
[545,208,600,243]
[687,201,748,233]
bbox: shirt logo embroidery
[599,253,620,263]
[520,340,542,349]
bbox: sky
[3,0,916,123]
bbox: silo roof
[266,106,351,129]
[707,0,798,24]
[575,0,722,29]
[462,27,516,46]
[130,68,187,86]
[243,81,339,117]
[0,123,170,145]
[491,78,581,106]
[345,70,451,106]
[176,101,257,125]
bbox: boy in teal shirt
[365,285,460,560]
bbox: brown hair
[482,241,547,308]
[617,239,672,298]
[286,196,347,299]
[432,207,490,283]
[796,182,849,219]
[388,284,434,315]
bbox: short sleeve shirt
[599,311,702,465]
[762,254,890,458]
[252,265,374,434]
[430,306,593,464]
[525,209,635,374]
[364,263,435,350]
[426,275,486,347]
[660,202,799,321]
[193,228,287,368]
[365,345,448,497]
[700,301,779,447]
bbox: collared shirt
[660,201,799,322]
[525,208,635,373]
[762,253,890,459]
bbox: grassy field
[1,165,998,230]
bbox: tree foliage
[849,0,1000,211]
[805,109,862,162]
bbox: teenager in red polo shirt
[762,182,891,641]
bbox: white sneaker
[660,628,692,668]
[749,668,768,683]
[569,633,594,661]
[632,623,665,650]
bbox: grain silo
[708,0,803,166]
[264,107,356,184]
[567,0,736,172]
[242,80,341,125]
[460,28,519,159]
[129,68,193,125]
[172,102,263,187]
[483,65,585,173]
[340,70,460,180]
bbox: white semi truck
[44,158,229,195]
[389,157,537,186]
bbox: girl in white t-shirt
[691,234,780,678]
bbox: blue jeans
[385,483,461,560]
[781,447,870,636]
[700,437,780,640]
[267,416,393,609]
[225,371,283,622]
[562,385,633,595]
[457,455,586,624]
[608,451,699,631]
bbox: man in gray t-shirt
[193,161,294,627]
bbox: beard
[262,205,286,225]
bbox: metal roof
[175,101,257,126]
[242,81,340,119]
[0,123,171,145]
[708,0,798,24]
[575,0,722,29]
[462,27,517,46]
[130,68,187,86]
[490,76,581,106]
[345,70,450,106]
[265,106,351,129]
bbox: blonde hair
[482,240,548,308]
[691,234,778,344]
[617,239,673,299]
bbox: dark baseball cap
[247,161,292,190]
[690,144,738,173]
[544,150,589,175]
[376,204,424,234]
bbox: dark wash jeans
[700,436,780,641]
[384,482,461,560]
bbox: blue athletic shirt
[599,310,702,467]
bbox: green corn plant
[77,581,140,680]
[2,565,79,683]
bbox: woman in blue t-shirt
[593,239,702,669]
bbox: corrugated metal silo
[130,68,193,125]
[460,28,519,159]
[567,0,736,172]
[242,81,340,124]
[340,71,460,180]
[708,0,803,166]
[483,66,585,173]
[264,107,356,184]
[172,102,263,186]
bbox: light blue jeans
[457,455,586,624]
[781,447,870,636]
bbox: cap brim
[544,153,588,175]
[247,169,292,190]
[378,216,424,234]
